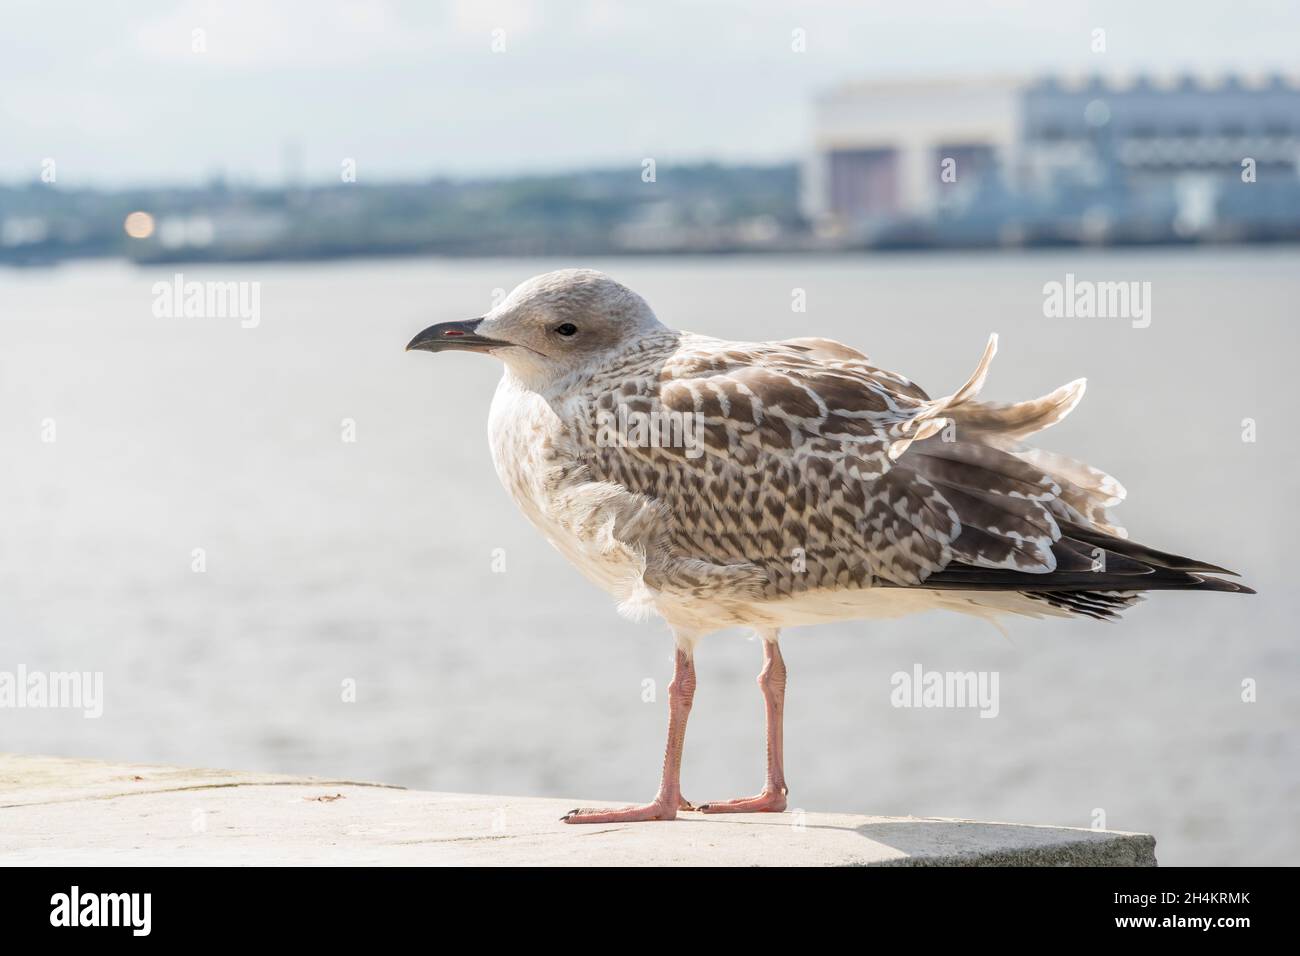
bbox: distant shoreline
[4,233,1299,270]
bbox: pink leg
[699,633,788,814]
[562,647,695,823]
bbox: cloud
[130,0,443,69]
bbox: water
[2,249,1296,865]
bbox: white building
[805,73,1300,235]
[804,77,1021,226]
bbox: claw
[696,791,788,814]
[560,801,677,824]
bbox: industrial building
[804,73,1300,244]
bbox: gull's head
[406,269,666,389]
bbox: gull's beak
[405,318,504,354]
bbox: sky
[3,0,1298,187]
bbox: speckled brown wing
[563,332,1252,612]
[573,335,1052,595]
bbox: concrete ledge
[0,754,1156,866]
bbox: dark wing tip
[1059,522,1242,577]
[1190,575,1256,595]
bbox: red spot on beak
[444,329,465,337]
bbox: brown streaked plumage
[407,268,1252,824]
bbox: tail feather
[950,377,1087,442]
[878,334,1255,619]
[1024,590,1145,621]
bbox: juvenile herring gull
[407,269,1252,824]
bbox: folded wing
[571,332,1249,610]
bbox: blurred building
[805,73,1300,243]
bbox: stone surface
[0,753,1156,866]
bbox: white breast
[487,374,633,598]
[487,373,551,523]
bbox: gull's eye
[555,323,578,337]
